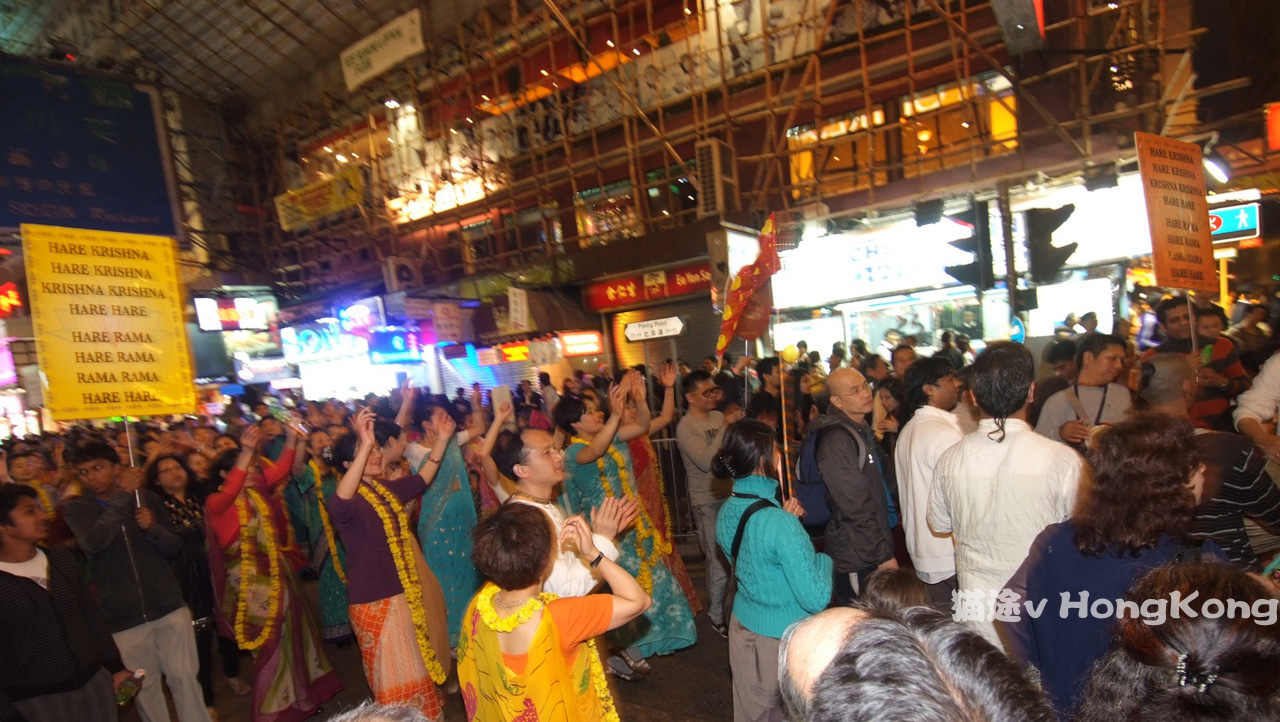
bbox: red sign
[500,342,530,363]
[560,331,604,356]
[0,282,21,318]
[583,261,712,312]
[1269,103,1280,153]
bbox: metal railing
[651,436,700,544]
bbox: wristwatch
[589,552,605,568]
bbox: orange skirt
[349,594,445,721]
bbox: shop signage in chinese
[340,8,425,91]
[475,347,502,366]
[403,296,434,319]
[22,224,195,420]
[194,296,277,331]
[560,331,604,357]
[0,56,180,238]
[508,287,530,331]
[624,316,686,342]
[273,166,365,232]
[1208,203,1261,247]
[433,302,463,342]
[583,261,712,312]
[0,282,21,318]
[1134,132,1218,293]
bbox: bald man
[805,368,898,605]
[778,607,866,720]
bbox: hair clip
[1175,653,1219,693]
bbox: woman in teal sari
[555,373,697,670]
[293,428,353,643]
[405,394,484,649]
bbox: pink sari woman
[205,424,341,722]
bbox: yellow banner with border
[22,224,196,420]
[274,166,365,231]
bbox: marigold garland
[476,582,545,632]
[475,583,620,722]
[570,437,672,594]
[261,455,299,555]
[26,482,54,516]
[234,488,282,651]
[638,436,677,556]
[309,460,347,585]
[358,481,447,684]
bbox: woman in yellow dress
[458,503,652,722]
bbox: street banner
[1134,132,1218,292]
[274,166,364,232]
[716,213,780,356]
[340,9,425,91]
[22,224,196,420]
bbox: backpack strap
[810,423,867,472]
[730,498,775,561]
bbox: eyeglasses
[837,382,871,397]
[699,387,724,398]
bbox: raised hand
[659,362,677,389]
[240,425,263,451]
[561,515,600,561]
[118,467,145,494]
[437,413,457,439]
[607,383,627,414]
[629,369,648,401]
[495,401,514,420]
[354,408,376,445]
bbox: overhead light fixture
[384,99,400,109]
[465,117,473,123]
[335,154,349,163]
[350,152,358,158]
[606,40,615,48]
[684,6,692,14]
[633,48,641,56]
[450,128,458,135]
[917,129,933,142]
[323,146,333,153]
[1203,133,1231,184]
[540,69,549,76]
[961,121,970,128]
[387,136,393,142]
[481,94,490,101]
[833,156,840,161]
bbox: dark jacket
[810,408,894,572]
[0,548,125,720]
[62,489,185,632]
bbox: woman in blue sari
[404,391,484,649]
[293,428,353,643]
[555,372,697,674]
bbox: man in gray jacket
[810,367,898,605]
[62,440,210,722]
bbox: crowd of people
[3,292,1280,722]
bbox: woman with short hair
[458,502,651,721]
[1000,413,1227,718]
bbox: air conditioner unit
[695,139,739,219]
[383,256,423,292]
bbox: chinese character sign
[0,56,179,237]
[583,261,712,311]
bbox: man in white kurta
[927,343,1082,650]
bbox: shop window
[507,204,563,253]
[574,181,642,247]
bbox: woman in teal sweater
[715,419,832,722]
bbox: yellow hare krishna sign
[22,224,195,420]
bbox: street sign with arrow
[624,316,686,342]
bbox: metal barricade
[651,435,699,543]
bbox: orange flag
[716,212,780,357]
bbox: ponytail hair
[712,419,777,480]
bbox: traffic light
[1025,204,1077,283]
[944,200,994,290]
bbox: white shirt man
[895,358,963,609]
[927,343,1082,650]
